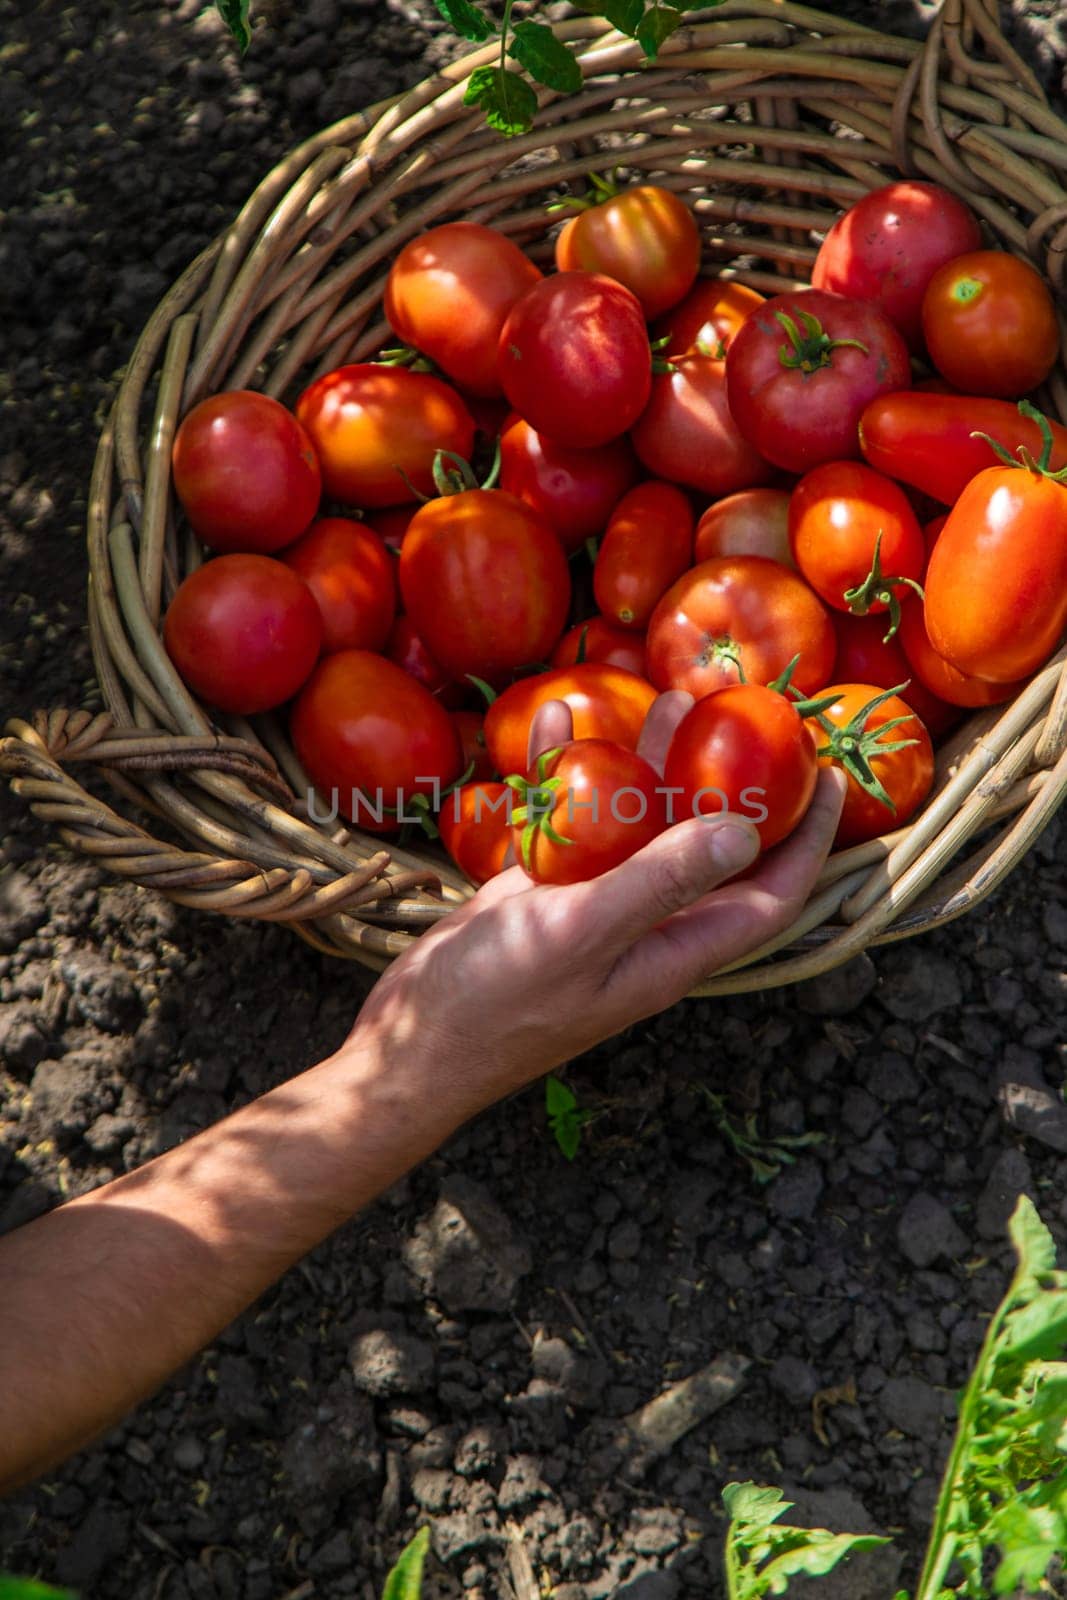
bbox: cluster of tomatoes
[164,177,1067,888]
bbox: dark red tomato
[646,556,836,700]
[725,289,912,473]
[652,279,764,359]
[832,612,959,738]
[499,413,639,553]
[497,272,651,449]
[594,481,694,631]
[896,596,1024,709]
[295,364,475,508]
[450,709,496,783]
[384,221,541,398]
[923,515,947,559]
[510,739,668,885]
[805,682,934,847]
[291,649,461,833]
[663,684,818,850]
[438,781,512,886]
[811,181,982,351]
[385,615,466,709]
[788,461,925,618]
[484,663,657,778]
[281,517,395,654]
[172,390,321,554]
[399,489,570,682]
[551,617,647,678]
[364,504,416,553]
[921,250,1059,398]
[464,393,512,440]
[631,352,776,497]
[554,185,701,319]
[163,554,321,715]
[694,489,793,567]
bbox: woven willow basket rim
[2,0,1065,994]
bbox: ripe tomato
[281,517,395,654]
[811,181,982,351]
[172,391,321,554]
[295,364,475,508]
[364,505,416,552]
[554,185,701,319]
[450,710,496,783]
[921,251,1060,398]
[384,222,541,398]
[551,618,647,678]
[484,663,657,778]
[509,739,668,885]
[693,489,792,567]
[594,481,694,631]
[788,461,925,621]
[498,272,651,449]
[725,289,911,472]
[631,352,776,497]
[499,413,639,553]
[663,684,818,849]
[652,279,764,359]
[163,554,321,715]
[386,615,466,709]
[832,612,959,737]
[895,596,1023,710]
[646,556,836,700]
[291,649,461,832]
[399,488,570,682]
[805,683,934,847]
[438,781,512,885]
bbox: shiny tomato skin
[512,739,668,885]
[694,489,792,567]
[439,781,512,885]
[384,222,541,398]
[832,611,959,737]
[281,517,395,654]
[646,556,836,700]
[811,181,982,351]
[499,413,639,553]
[788,461,926,615]
[484,663,657,779]
[290,649,461,832]
[921,251,1060,398]
[498,273,652,449]
[450,709,496,783]
[594,481,694,631]
[551,618,647,678]
[554,186,700,319]
[172,391,321,554]
[399,488,570,682]
[895,596,1022,710]
[806,683,934,847]
[652,279,764,359]
[631,353,776,498]
[385,615,466,709]
[295,364,475,508]
[163,554,321,715]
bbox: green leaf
[760,1531,892,1593]
[635,4,685,59]
[1009,1193,1057,1284]
[1000,1291,1067,1365]
[601,0,645,34]
[988,1488,1067,1594]
[553,1114,581,1161]
[546,1075,577,1118]
[508,21,582,93]
[215,0,251,51]
[463,66,538,136]
[723,1482,794,1529]
[432,0,494,42]
[381,1527,430,1600]
[0,1581,75,1600]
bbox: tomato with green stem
[804,682,934,848]
[281,517,395,654]
[554,181,701,319]
[482,663,657,778]
[594,480,694,631]
[631,351,776,497]
[895,597,1024,710]
[438,780,513,885]
[551,618,647,677]
[499,413,639,554]
[921,250,1059,399]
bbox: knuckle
[647,847,695,919]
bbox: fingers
[527,699,574,767]
[635,690,694,776]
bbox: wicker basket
[3,0,1065,994]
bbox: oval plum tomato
[438,781,512,886]
[163,554,321,715]
[295,364,475,508]
[385,615,466,709]
[364,504,416,553]
[694,489,792,567]
[554,185,700,319]
[725,289,912,472]
[895,596,1023,710]
[662,684,818,849]
[811,181,982,351]
[384,222,541,398]
[551,618,647,678]
[281,517,395,654]
[499,413,639,554]
[509,739,668,885]
[921,251,1059,398]
[594,481,694,632]
[291,649,461,832]
[646,556,836,700]
[833,612,959,738]
[172,391,321,554]
[631,352,776,498]
[399,488,570,682]
[484,663,657,779]
[497,272,651,449]
[652,279,764,360]
[788,461,925,627]
[805,683,934,847]
[450,710,496,783]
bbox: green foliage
[0,1580,75,1599]
[508,21,583,94]
[695,1084,823,1183]
[381,1527,430,1599]
[462,65,539,138]
[214,0,251,51]
[722,1483,890,1598]
[545,1074,595,1161]
[431,0,494,42]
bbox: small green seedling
[545,1074,597,1161]
[722,1482,890,1598]
[381,1526,430,1599]
[695,1085,823,1183]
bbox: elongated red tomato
[631,353,776,497]
[922,250,1059,398]
[594,481,694,631]
[509,740,668,885]
[551,618,647,678]
[832,612,959,737]
[484,664,657,778]
[652,279,764,359]
[555,186,700,319]
[281,517,395,654]
[439,781,513,885]
[806,683,934,847]
[788,461,925,618]
[499,414,639,553]
[895,597,1023,710]
[694,490,792,568]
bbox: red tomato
[364,505,416,552]
[694,489,792,567]
[811,181,982,351]
[788,461,925,620]
[499,414,639,553]
[923,515,947,559]
[281,517,395,654]
[921,251,1060,398]
[554,185,701,319]
[384,222,541,398]
[552,618,647,678]
[172,391,321,554]
[399,489,570,682]
[295,364,475,508]
[510,739,668,885]
[594,481,694,631]
[806,683,934,847]
[163,554,321,715]
[896,596,1023,710]
[386,615,466,709]
[725,289,911,472]
[631,352,776,497]
[646,556,836,700]
[498,273,651,449]
[652,279,765,359]
[450,710,496,783]
[484,664,657,778]
[291,649,461,832]
[832,612,959,738]
[438,781,512,885]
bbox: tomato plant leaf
[601,0,645,35]
[722,1482,795,1529]
[553,1114,582,1161]
[545,1075,577,1118]
[1009,1192,1057,1284]
[214,0,251,52]
[0,1581,75,1600]
[635,4,685,60]
[381,1526,430,1600]
[759,1531,892,1592]
[723,1483,890,1599]
[463,66,539,136]
[432,0,494,42]
[1000,1291,1067,1365]
[509,21,583,93]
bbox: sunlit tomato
[631,352,775,498]
[594,481,694,632]
[291,649,461,833]
[694,489,793,567]
[438,781,513,885]
[554,185,701,319]
[663,684,818,849]
[788,461,925,618]
[364,505,416,553]
[509,739,668,885]
[163,554,321,715]
[652,279,764,359]
[280,517,395,654]
[498,272,651,449]
[895,596,1024,710]
[811,181,982,351]
[499,414,639,553]
[806,683,934,847]
[832,612,959,738]
[552,617,647,677]
[450,709,496,783]
[385,615,466,709]
[921,251,1060,398]
[484,663,657,778]
[172,391,321,554]
[384,222,542,398]
[295,364,475,508]
[646,556,836,700]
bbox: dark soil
[1,2,1066,1597]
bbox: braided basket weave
[3,0,1066,992]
